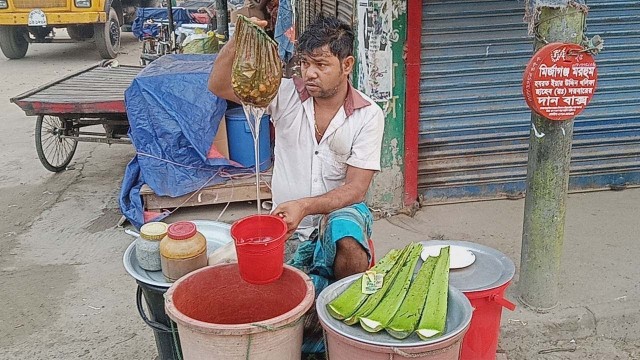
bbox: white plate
[421,245,476,269]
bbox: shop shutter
[296,0,321,33]
[419,0,640,203]
[322,0,337,17]
[337,0,355,24]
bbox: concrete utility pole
[518,5,586,311]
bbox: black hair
[297,16,354,61]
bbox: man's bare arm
[208,36,241,103]
[302,166,374,215]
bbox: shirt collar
[292,76,371,117]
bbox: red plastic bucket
[230,214,288,285]
[460,282,516,360]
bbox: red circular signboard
[523,43,598,121]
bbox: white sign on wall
[356,0,393,102]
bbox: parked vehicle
[0,0,161,59]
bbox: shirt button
[314,178,318,183]
[314,151,319,155]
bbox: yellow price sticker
[361,271,384,294]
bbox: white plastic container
[135,222,168,271]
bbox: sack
[230,4,269,24]
[231,15,282,108]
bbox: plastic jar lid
[140,222,169,241]
[168,221,197,240]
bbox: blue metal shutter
[419,0,640,203]
[296,0,318,33]
[322,0,338,17]
[337,0,355,25]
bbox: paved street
[1,31,638,359]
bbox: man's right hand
[245,17,268,28]
[273,200,309,239]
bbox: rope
[532,8,584,45]
[531,7,603,56]
[215,182,234,221]
[136,151,272,221]
[245,334,252,360]
[169,320,183,360]
[135,153,273,178]
[249,315,304,331]
[323,330,330,360]
[147,170,223,222]
[241,317,304,359]
[526,0,588,36]
[136,152,221,171]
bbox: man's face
[300,45,354,99]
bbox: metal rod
[166,0,175,52]
[62,135,131,144]
[216,0,229,40]
[76,131,114,136]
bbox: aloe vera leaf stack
[385,255,439,339]
[343,244,413,325]
[359,243,423,333]
[416,246,450,340]
[326,249,401,320]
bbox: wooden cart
[11,63,142,172]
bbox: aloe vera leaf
[359,243,423,332]
[416,246,450,340]
[385,255,439,339]
[343,244,414,325]
[326,249,401,320]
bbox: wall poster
[356,0,393,102]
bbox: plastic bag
[182,30,222,54]
[231,15,283,108]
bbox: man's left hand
[273,200,308,238]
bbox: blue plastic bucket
[225,107,272,171]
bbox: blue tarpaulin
[119,54,234,229]
[132,7,194,40]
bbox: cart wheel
[35,115,78,173]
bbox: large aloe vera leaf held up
[359,243,423,333]
[385,255,438,339]
[343,245,413,325]
[416,246,450,340]
[327,249,401,320]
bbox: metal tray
[316,274,472,347]
[420,240,515,292]
[123,220,232,288]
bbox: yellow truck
[0,0,160,59]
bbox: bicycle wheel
[35,115,78,172]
